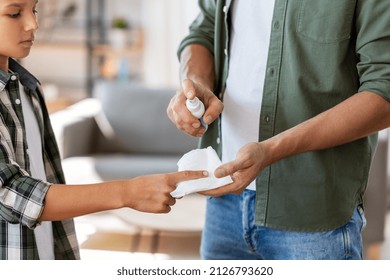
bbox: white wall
[141,0,199,87]
[24,45,87,87]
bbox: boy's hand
[167,79,224,137]
[124,170,208,213]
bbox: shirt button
[223,5,228,13]
[11,75,17,81]
[268,67,275,76]
[273,21,280,30]
[15,99,21,105]
[264,115,271,123]
[224,48,228,56]
[216,137,221,144]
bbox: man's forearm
[180,44,215,91]
[263,91,390,166]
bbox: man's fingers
[214,161,241,178]
[167,90,206,136]
[181,79,197,100]
[181,79,224,127]
[199,181,237,197]
[203,98,224,125]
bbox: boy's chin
[12,50,32,59]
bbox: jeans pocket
[297,0,356,44]
[356,206,367,231]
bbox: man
[167,0,390,259]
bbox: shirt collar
[0,58,40,92]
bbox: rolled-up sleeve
[0,162,50,229]
[356,1,390,102]
[177,0,216,59]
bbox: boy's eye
[9,12,21,18]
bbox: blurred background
[23,0,199,103]
[19,0,390,260]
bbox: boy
[0,0,207,260]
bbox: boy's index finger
[170,170,208,185]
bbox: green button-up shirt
[0,59,79,259]
[178,0,390,231]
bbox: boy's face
[0,0,38,64]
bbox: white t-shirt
[20,83,55,260]
[221,0,275,191]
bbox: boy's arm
[0,160,206,226]
[40,171,208,221]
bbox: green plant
[112,18,128,29]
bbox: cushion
[93,81,198,155]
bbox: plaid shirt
[0,59,79,260]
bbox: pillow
[93,80,198,155]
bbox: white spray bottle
[186,97,208,130]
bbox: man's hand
[167,79,223,137]
[200,142,267,196]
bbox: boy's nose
[25,13,39,31]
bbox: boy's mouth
[20,40,34,47]
[21,36,35,43]
[20,37,35,45]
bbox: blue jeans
[200,190,366,260]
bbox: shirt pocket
[297,0,356,44]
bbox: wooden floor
[75,211,202,260]
[75,208,390,260]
